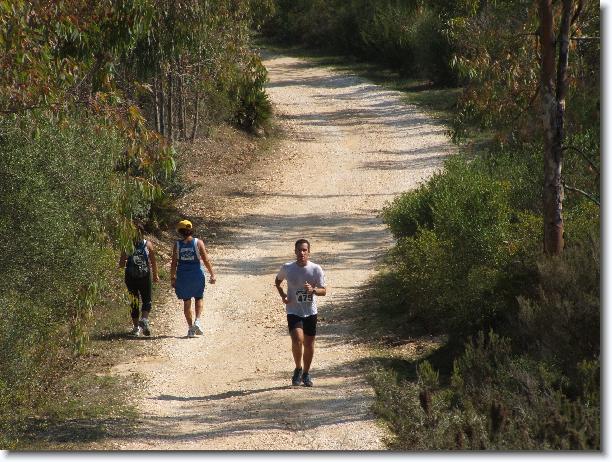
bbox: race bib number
[296,289,313,303]
[180,248,196,261]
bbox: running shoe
[139,319,151,336]
[291,367,303,386]
[193,319,204,335]
[130,326,141,337]
[187,326,196,338]
[302,372,313,387]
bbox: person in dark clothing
[119,224,160,336]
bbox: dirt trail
[103,52,453,450]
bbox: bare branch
[562,182,600,206]
[563,145,599,174]
[570,36,599,42]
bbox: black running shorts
[287,313,317,336]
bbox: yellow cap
[177,219,193,230]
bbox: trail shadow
[93,333,176,341]
[154,385,291,402]
[211,212,390,276]
[28,353,385,445]
[358,151,446,172]
[18,416,138,445]
[266,63,448,135]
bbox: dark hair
[133,221,145,244]
[179,227,194,237]
[295,238,310,251]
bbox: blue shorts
[175,265,205,300]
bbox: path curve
[105,52,453,450]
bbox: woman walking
[119,223,160,336]
[170,219,216,338]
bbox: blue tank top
[177,238,201,267]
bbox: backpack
[126,240,150,279]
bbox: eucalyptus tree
[124,0,268,142]
[448,0,598,255]
[537,0,595,255]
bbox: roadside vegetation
[0,0,272,449]
[262,0,600,449]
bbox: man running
[275,239,326,387]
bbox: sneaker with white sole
[187,326,196,338]
[130,326,141,337]
[193,319,204,335]
[139,319,151,336]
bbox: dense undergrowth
[262,0,600,450]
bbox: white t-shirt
[276,261,326,317]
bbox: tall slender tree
[538,0,583,255]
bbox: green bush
[382,178,436,238]
[371,140,599,448]
[0,111,130,420]
[475,141,543,213]
[517,232,600,385]
[413,8,457,86]
[387,229,450,333]
[430,157,512,266]
[263,0,460,85]
[449,331,599,449]
[371,330,599,449]
[232,55,273,132]
[381,154,531,341]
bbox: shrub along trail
[99,52,453,450]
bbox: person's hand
[153,275,160,283]
[171,276,176,288]
[210,275,217,284]
[282,295,289,304]
[304,282,315,295]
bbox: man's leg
[290,327,304,369]
[139,308,151,336]
[301,315,317,386]
[303,335,315,373]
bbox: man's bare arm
[275,277,289,304]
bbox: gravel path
[104,52,453,450]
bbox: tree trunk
[167,70,173,142]
[182,78,187,140]
[191,89,201,142]
[154,74,161,133]
[178,72,185,141]
[158,72,166,137]
[539,0,569,255]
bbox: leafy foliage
[0,112,130,425]
[371,330,599,449]
[0,0,273,446]
[263,0,458,86]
